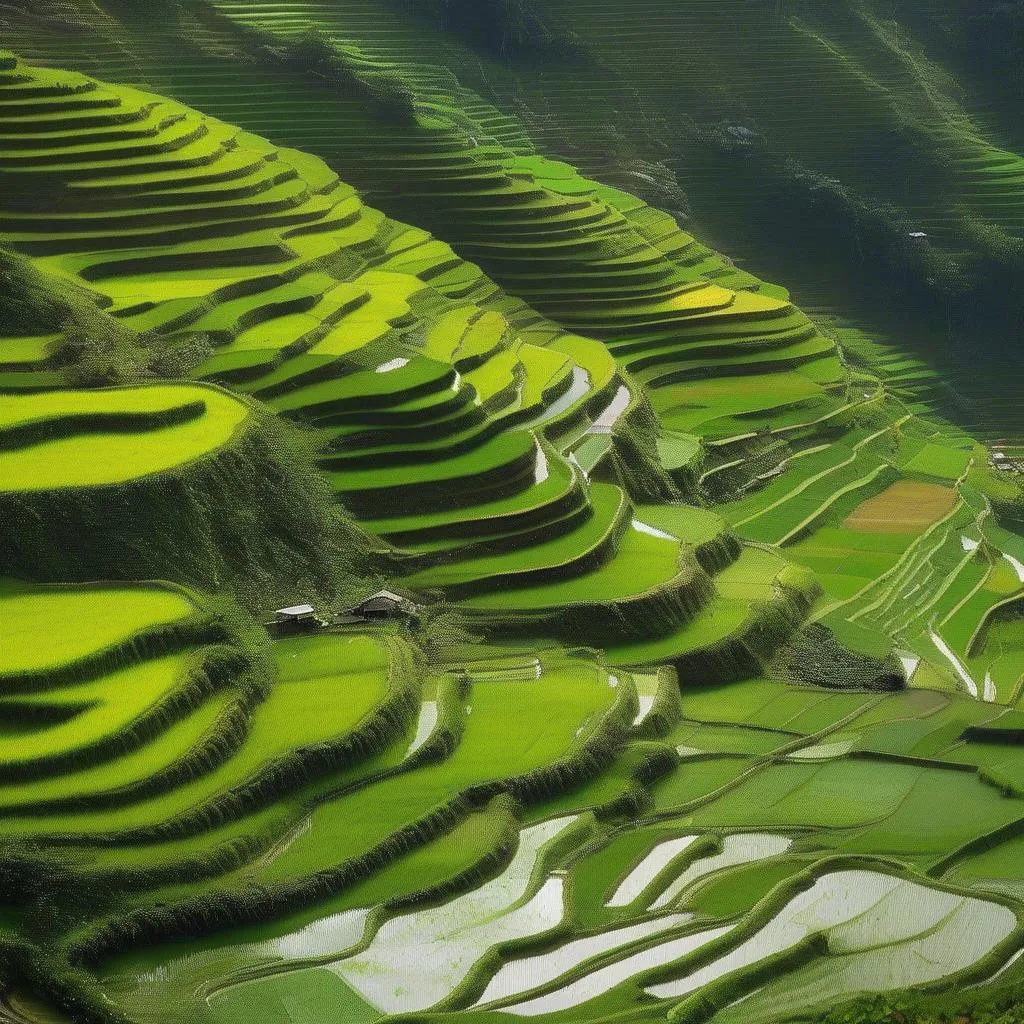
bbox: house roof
[368,589,409,602]
[275,604,315,616]
[353,589,418,609]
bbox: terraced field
[69,675,1024,1024]
[99,0,1024,438]
[0,374,336,591]
[0,50,829,682]
[27,0,1006,689]
[0,10,1022,1024]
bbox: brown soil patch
[843,481,957,533]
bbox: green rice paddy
[0,384,249,490]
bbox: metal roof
[357,590,413,606]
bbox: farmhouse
[274,604,317,625]
[349,589,419,620]
[989,451,1021,473]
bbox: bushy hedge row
[0,672,263,817]
[384,794,519,915]
[438,498,632,602]
[328,416,516,473]
[600,395,684,503]
[669,933,828,1024]
[542,375,623,448]
[926,813,1024,879]
[0,249,150,384]
[65,658,637,965]
[340,443,538,517]
[674,581,819,684]
[592,740,680,822]
[384,451,587,547]
[633,666,684,739]
[701,437,795,504]
[648,347,827,391]
[693,529,743,575]
[401,669,469,768]
[784,623,904,692]
[67,796,474,966]
[0,936,131,1024]
[0,402,207,453]
[79,243,293,283]
[403,502,594,573]
[824,979,1024,1024]
[965,723,1024,745]
[78,832,271,898]
[336,404,489,451]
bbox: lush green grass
[1,633,396,844]
[0,384,248,490]
[0,687,239,809]
[0,579,196,676]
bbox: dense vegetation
[0,2,1021,1023]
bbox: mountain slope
[0,13,1022,1024]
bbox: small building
[350,589,419,620]
[274,604,317,625]
[725,124,758,144]
[993,452,1009,462]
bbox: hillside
[85,0,1021,440]
[0,5,1022,1024]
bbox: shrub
[823,983,1024,1024]
[413,603,483,662]
[784,623,905,691]
[0,408,378,611]
[287,29,417,124]
[411,0,586,58]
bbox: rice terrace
[2,1,1024,1022]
